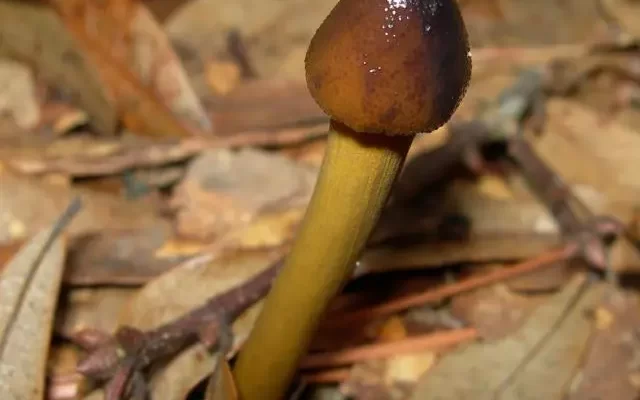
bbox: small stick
[302,368,352,384]
[300,328,478,370]
[76,257,284,391]
[326,247,572,326]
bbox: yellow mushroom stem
[233,120,414,400]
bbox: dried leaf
[360,180,560,274]
[341,352,436,400]
[47,344,87,400]
[0,1,116,135]
[50,0,212,138]
[600,0,640,38]
[205,355,239,400]
[206,61,242,95]
[171,148,315,240]
[55,287,135,339]
[64,226,199,286]
[567,289,640,400]
[450,283,542,340]
[0,168,167,243]
[165,0,335,79]
[0,200,79,399]
[409,275,603,400]
[0,59,40,130]
[535,99,640,272]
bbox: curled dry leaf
[0,0,116,135]
[0,200,78,399]
[50,0,212,138]
[409,275,603,400]
[171,148,315,240]
[0,168,168,243]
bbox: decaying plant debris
[2,0,640,399]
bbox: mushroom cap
[305,0,471,135]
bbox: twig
[507,137,624,272]
[302,368,351,384]
[76,257,284,398]
[326,247,572,327]
[9,124,328,177]
[300,328,478,370]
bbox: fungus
[233,1,471,398]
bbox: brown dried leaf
[0,203,75,399]
[535,99,640,272]
[450,283,542,340]
[0,59,40,130]
[568,289,640,400]
[55,287,135,339]
[64,226,201,286]
[0,167,168,243]
[118,248,285,400]
[50,0,212,138]
[600,0,640,38]
[172,148,315,240]
[409,275,603,400]
[47,344,87,400]
[210,79,325,135]
[165,0,335,80]
[341,352,436,400]
[0,1,116,135]
[360,180,559,274]
[205,355,239,400]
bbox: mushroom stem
[233,120,413,400]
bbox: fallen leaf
[0,168,168,243]
[64,226,199,286]
[340,351,437,400]
[206,60,242,95]
[535,99,640,272]
[0,200,79,399]
[46,344,87,400]
[164,0,335,79]
[0,59,40,130]
[568,288,640,400]
[205,355,239,400]
[409,275,603,400]
[50,0,212,138]
[450,283,542,340]
[210,79,325,134]
[55,287,135,339]
[360,180,560,274]
[599,0,640,38]
[0,1,116,135]
[171,148,315,240]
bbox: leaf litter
[1,0,640,399]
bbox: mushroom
[233,1,471,398]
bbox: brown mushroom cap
[305,0,471,135]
